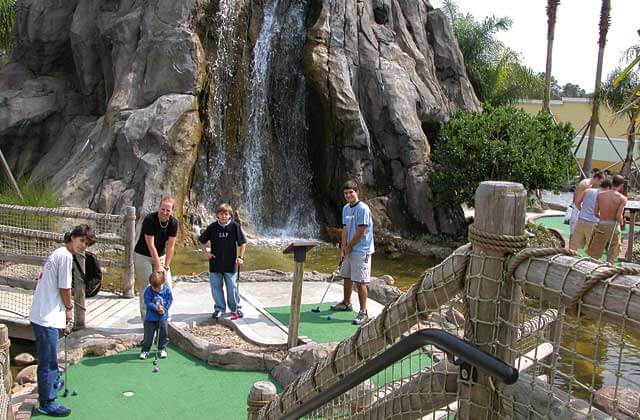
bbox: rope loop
[468,224,529,253]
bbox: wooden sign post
[624,201,640,262]
[283,241,319,349]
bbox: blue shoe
[37,401,71,417]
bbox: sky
[434,0,640,91]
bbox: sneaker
[352,311,369,325]
[139,351,148,360]
[37,402,71,417]
[159,349,167,359]
[212,310,223,320]
[230,312,240,321]
[236,309,244,318]
[330,301,353,311]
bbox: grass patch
[0,178,61,230]
[0,178,61,208]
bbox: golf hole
[123,391,135,397]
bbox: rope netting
[259,226,640,419]
[0,204,132,318]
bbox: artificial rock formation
[0,0,205,217]
[1,0,478,237]
[304,0,479,236]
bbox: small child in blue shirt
[139,271,173,360]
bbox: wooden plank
[626,210,636,261]
[0,224,125,245]
[513,342,554,372]
[88,299,130,325]
[86,298,123,323]
[0,203,123,222]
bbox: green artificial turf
[266,303,360,344]
[33,346,276,420]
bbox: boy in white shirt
[29,225,94,417]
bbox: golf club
[152,324,160,373]
[62,318,77,397]
[311,260,342,313]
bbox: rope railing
[252,182,640,420]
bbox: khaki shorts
[338,253,372,284]
[569,219,596,250]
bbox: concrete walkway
[2,278,385,347]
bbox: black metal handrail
[280,329,519,420]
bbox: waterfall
[196,0,318,239]
[242,0,318,237]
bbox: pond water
[171,243,438,290]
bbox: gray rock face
[1,0,205,218]
[2,0,476,237]
[304,0,479,236]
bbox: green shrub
[430,106,575,207]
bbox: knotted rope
[467,224,529,253]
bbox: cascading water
[197,0,238,205]
[242,0,318,237]
[195,0,318,239]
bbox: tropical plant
[429,106,575,207]
[0,178,61,208]
[441,0,539,106]
[603,45,640,177]
[0,0,16,52]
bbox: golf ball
[72,391,78,396]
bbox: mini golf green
[266,303,431,388]
[33,346,276,420]
[266,303,360,344]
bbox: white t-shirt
[29,247,73,329]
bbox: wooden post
[283,241,318,349]
[458,181,527,419]
[0,148,22,200]
[626,209,636,262]
[123,206,136,298]
[0,324,11,397]
[247,381,276,420]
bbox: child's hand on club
[156,306,165,315]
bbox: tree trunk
[583,0,611,175]
[543,0,560,112]
[621,115,636,178]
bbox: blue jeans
[32,323,61,405]
[209,272,241,313]
[141,320,169,352]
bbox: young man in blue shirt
[331,180,375,325]
[199,203,247,320]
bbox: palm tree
[543,0,561,112]
[583,0,611,175]
[604,67,639,177]
[604,42,640,180]
[442,0,538,106]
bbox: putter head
[311,307,320,313]
[63,389,69,397]
[152,366,160,373]
[153,359,158,366]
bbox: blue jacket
[143,285,173,322]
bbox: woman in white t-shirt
[29,224,94,417]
